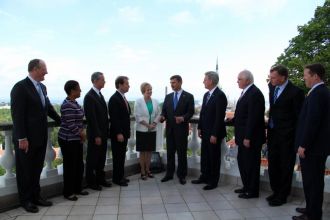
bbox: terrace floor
[0,173,329,220]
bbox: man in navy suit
[293,64,330,220]
[10,59,61,213]
[108,76,131,186]
[84,72,111,191]
[191,71,227,190]
[231,70,265,199]
[160,75,194,185]
[266,65,304,206]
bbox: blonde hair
[140,82,152,94]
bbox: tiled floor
[1,173,329,220]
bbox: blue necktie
[269,86,280,128]
[273,86,280,103]
[37,83,45,107]
[206,92,211,104]
[173,92,178,110]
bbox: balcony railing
[0,117,330,211]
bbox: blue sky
[0,0,325,104]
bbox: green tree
[276,0,330,91]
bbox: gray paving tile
[44,205,72,215]
[118,204,142,214]
[165,203,189,213]
[142,204,166,214]
[94,205,118,215]
[92,214,117,220]
[191,211,220,220]
[187,202,212,211]
[237,208,267,218]
[215,209,243,220]
[141,196,163,204]
[69,205,95,215]
[117,214,143,220]
[167,212,194,220]
[143,213,169,220]
[41,216,67,220]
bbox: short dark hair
[270,65,288,78]
[64,80,79,95]
[304,63,325,80]
[170,75,182,82]
[28,59,41,72]
[115,76,129,89]
[91,72,103,83]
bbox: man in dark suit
[231,70,265,199]
[84,72,111,191]
[108,76,131,186]
[293,64,330,220]
[267,65,305,206]
[191,71,227,190]
[10,59,61,213]
[160,75,194,185]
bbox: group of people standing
[10,58,329,220]
[222,64,329,220]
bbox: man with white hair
[231,70,265,199]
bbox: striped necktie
[37,83,45,107]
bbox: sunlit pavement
[1,173,329,220]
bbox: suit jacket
[161,90,194,136]
[268,81,304,134]
[233,84,266,146]
[83,88,109,139]
[295,84,330,156]
[108,91,131,139]
[198,87,227,140]
[134,98,160,132]
[10,77,60,146]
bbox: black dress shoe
[191,179,206,184]
[292,214,309,220]
[99,181,112,187]
[88,184,102,191]
[238,192,259,199]
[77,191,89,196]
[22,202,39,213]
[33,197,53,206]
[203,184,217,190]
[266,193,276,202]
[179,178,186,185]
[113,180,128,186]
[161,176,173,182]
[234,188,246,193]
[64,195,78,201]
[295,207,307,214]
[124,178,130,183]
[268,198,286,206]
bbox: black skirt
[136,131,156,152]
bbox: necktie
[37,83,45,107]
[173,92,178,110]
[123,95,129,112]
[273,86,280,103]
[206,92,211,104]
[269,86,280,128]
[99,91,106,105]
[238,91,244,101]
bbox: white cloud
[118,6,144,23]
[112,43,151,63]
[169,10,195,25]
[196,0,288,18]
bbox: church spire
[216,56,219,73]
